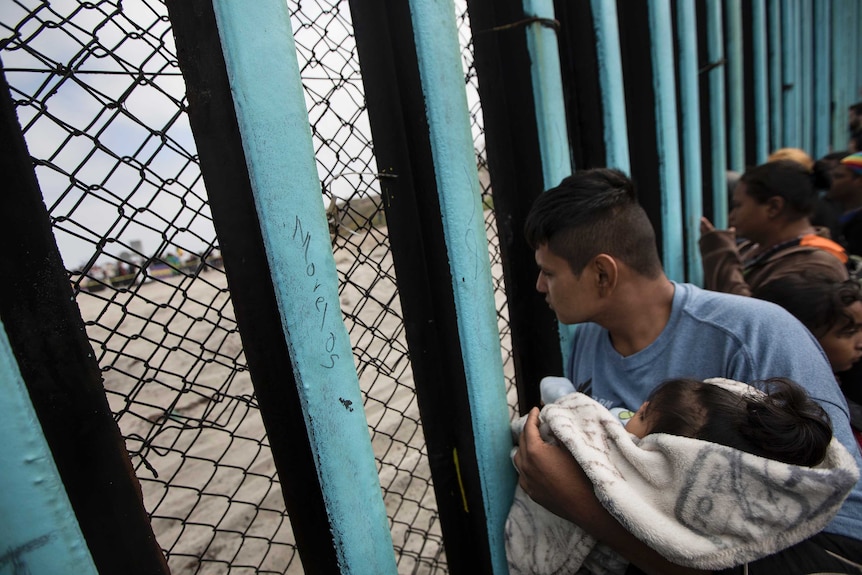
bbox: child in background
[754,275,862,450]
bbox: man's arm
[513,408,710,575]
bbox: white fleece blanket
[505,378,860,574]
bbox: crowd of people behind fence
[505,101,862,575]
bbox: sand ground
[75,224,514,574]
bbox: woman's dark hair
[753,275,862,338]
[740,159,817,219]
[642,378,832,467]
[813,151,851,190]
[524,168,663,278]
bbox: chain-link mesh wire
[0,1,515,573]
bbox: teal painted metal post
[522,0,578,376]
[857,4,862,104]
[726,0,745,172]
[677,1,703,285]
[707,0,729,229]
[813,0,832,158]
[407,1,517,572]
[522,0,573,187]
[0,319,98,575]
[590,0,631,173]
[831,0,850,150]
[209,2,397,572]
[850,1,861,108]
[830,0,843,149]
[647,0,684,281]
[831,0,841,150]
[752,0,770,163]
[769,0,783,150]
[800,0,814,155]
[782,0,801,148]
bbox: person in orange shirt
[700,160,848,296]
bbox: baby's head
[625,378,832,467]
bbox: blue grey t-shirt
[566,281,862,539]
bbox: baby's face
[624,402,651,438]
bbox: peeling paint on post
[707,0,729,229]
[725,0,745,173]
[813,0,832,158]
[210,1,397,572]
[676,0,703,285]
[522,0,578,372]
[648,0,684,282]
[590,0,630,174]
[752,0,770,164]
[0,319,98,575]
[407,0,517,572]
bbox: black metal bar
[0,61,170,575]
[617,1,666,248]
[349,1,494,572]
[741,1,759,168]
[554,0,608,170]
[697,3,718,224]
[163,2,340,572]
[467,0,564,414]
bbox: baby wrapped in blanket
[506,377,860,574]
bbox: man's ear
[592,254,618,296]
[766,195,785,218]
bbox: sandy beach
[75,222,513,574]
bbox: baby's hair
[642,378,832,467]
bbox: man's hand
[512,407,591,521]
[512,407,710,575]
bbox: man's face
[819,301,862,373]
[828,165,861,203]
[534,243,598,325]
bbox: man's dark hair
[523,168,663,277]
[740,160,817,219]
[644,378,832,467]
[850,102,862,116]
[754,274,862,339]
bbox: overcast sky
[1,0,479,271]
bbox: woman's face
[828,165,860,204]
[820,301,862,373]
[729,183,771,242]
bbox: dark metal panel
[468,0,563,413]
[349,0,494,572]
[0,63,170,575]
[697,2,718,224]
[615,0,666,252]
[163,2,340,572]
[555,0,607,171]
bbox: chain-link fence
[0,1,514,573]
